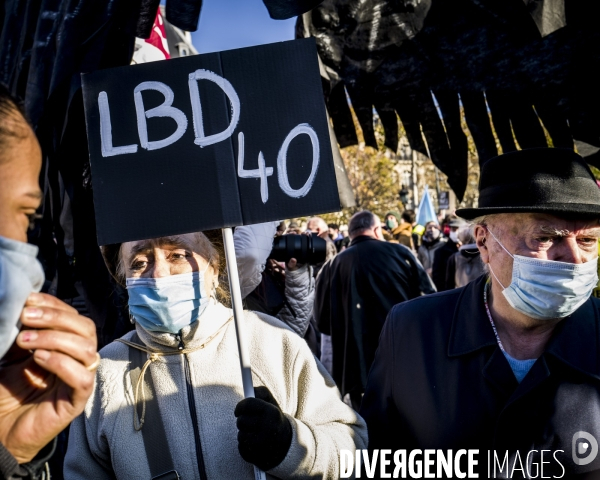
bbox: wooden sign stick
[222,227,267,480]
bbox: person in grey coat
[417,220,446,276]
[236,222,315,338]
[445,225,485,289]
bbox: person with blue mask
[64,231,367,479]
[0,85,98,480]
[361,148,600,478]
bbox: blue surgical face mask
[487,229,598,320]
[126,269,211,334]
[0,236,45,358]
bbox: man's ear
[374,225,384,241]
[474,225,489,264]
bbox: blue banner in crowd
[416,186,437,226]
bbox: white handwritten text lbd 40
[97,69,319,204]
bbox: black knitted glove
[234,386,293,471]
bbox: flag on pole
[416,186,437,226]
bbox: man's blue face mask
[487,228,598,320]
[126,268,211,334]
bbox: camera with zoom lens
[270,233,327,265]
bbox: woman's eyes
[170,250,191,261]
[130,260,147,271]
[130,250,192,271]
[533,236,553,246]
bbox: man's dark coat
[314,235,435,398]
[361,275,600,478]
[431,238,459,291]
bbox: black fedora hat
[456,148,600,220]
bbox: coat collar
[448,275,600,379]
[392,223,412,235]
[544,298,600,379]
[421,235,444,248]
[349,235,377,247]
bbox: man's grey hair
[348,210,379,238]
[307,216,328,230]
[469,215,493,227]
[457,225,476,245]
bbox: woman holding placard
[64,230,366,479]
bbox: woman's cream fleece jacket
[64,300,367,479]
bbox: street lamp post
[411,150,419,209]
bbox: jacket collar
[349,235,377,246]
[448,276,600,379]
[135,299,233,351]
[421,235,444,248]
[392,223,412,235]
[458,243,478,252]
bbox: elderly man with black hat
[360,148,600,478]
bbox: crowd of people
[3,84,600,480]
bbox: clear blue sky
[191,0,297,54]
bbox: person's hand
[0,293,97,464]
[286,258,299,271]
[235,386,292,471]
[267,258,285,276]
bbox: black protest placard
[81,38,340,246]
[438,191,449,210]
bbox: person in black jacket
[445,225,484,289]
[431,216,467,291]
[314,210,435,410]
[361,148,600,478]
